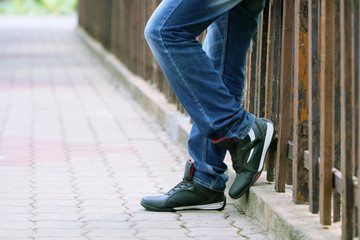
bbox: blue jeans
[145,0,266,192]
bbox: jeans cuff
[193,176,226,193]
[225,113,256,142]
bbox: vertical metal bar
[95,0,101,42]
[118,0,123,60]
[340,0,354,237]
[269,0,282,128]
[93,0,97,37]
[353,0,359,184]
[333,0,342,223]
[259,1,271,119]
[265,0,273,120]
[265,0,275,182]
[319,0,334,226]
[101,0,105,49]
[106,0,112,50]
[78,0,83,28]
[129,0,134,70]
[244,46,252,111]
[275,0,295,192]
[134,0,139,75]
[293,0,310,204]
[124,0,130,65]
[131,0,136,72]
[110,0,117,55]
[140,1,147,80]
[146,0,154,83]
[249,35,258,115]
[137,0,142,77]
[267,0,283,183]
[308,0,320,214]
[155,0,163,91]
[356,0,360,235]
[255,14,263,117]
[353,0,360,235]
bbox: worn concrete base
[78,27,341,240]
[233,173,341,240]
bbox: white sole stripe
[246,129,256,163]
[173,202,225,211]
[258,122,274,172]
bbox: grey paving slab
[0,199,32,207]
[35,238,86,240]
[0,206,31,214]
[34,221,84,229]
[76,193,121,200]
[0,229,34,239]
[33,193,78,201]
[34,229,86,238]
[134,220,183,229]
[187,227,240,238]
[85,229,137,238]
[0,16,269,240]
[81,213,131,222]
[83,221,133,229]
[32,206,80,214]
[80,199,126,208]
[0,213,32,222]
[0,221,35,230]
[183,219,233,228]
[32,213,82,222]
[130,212,180,222]
[33,199,79,207]
[81,206,128,214]
[136,228,189,238]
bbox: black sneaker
[212,118,274,199]
[140,160,226,212]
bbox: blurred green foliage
[0,0,78,15]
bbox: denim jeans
[145,0,266,192]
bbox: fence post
[319,0,335,226]
[249,34,258,114]
[293,0,310,204]
[275,0,295,192]
[354,0,360,234]
[259,1,270,119]
[333,0,342,223]
[340,0,354,238]
[267,0,282,183]
[308,0,320,214]
[354,0,360,236]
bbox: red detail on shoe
[211,137,236,144]
[188,159,194,179]
[254,172,262,183]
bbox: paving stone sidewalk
[0,16,268,240]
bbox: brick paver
[0,16,269,239]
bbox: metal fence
[78,0,360,238]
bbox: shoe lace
[167,178,192,195]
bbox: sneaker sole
[173,201,226,211]
[141,200,226,212]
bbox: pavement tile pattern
[0,16,268,240]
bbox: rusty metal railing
[78,0,360,238]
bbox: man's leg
[189,1,266,193]
[142,0,244,211]
[141,0,272,211]
[201,1,274,200]
[144,0,255,142]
